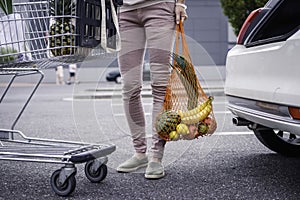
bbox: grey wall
[184,0,228,65]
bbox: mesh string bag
[155,22,217,141]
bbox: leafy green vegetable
[0,47,17,63]
[0,0,13,15]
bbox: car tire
[253,128,300,157]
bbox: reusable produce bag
[155,22,217,141]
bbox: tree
[220,0,269,36]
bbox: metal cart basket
[0,0,122,196]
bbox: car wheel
[115,75,122,84]
[254,128,300,157]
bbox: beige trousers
[118,2,175,159]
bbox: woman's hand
[175,1,188,24]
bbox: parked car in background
[106,69,122,83]
[225,0,300,156]
[106,61,151,83]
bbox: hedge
[220,0,269,36]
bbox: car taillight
[288,107,300,120]
[237,8,262,44]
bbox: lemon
[169,131,180,141]
[176,124,189,135]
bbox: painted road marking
[145,131,252,138]
[112,110,231,117]
[214,131,252,135]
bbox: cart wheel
[85,160,108,183]
[50,169,76,196]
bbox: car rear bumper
[227,96,300,135]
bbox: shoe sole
[144,172,165,179]
[116,163,148,173]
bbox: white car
[225,0,300,156]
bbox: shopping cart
[0,0,122,196]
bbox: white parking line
[64,98,229,105]
[145,131,252,138]
[110,102,228,106]
[213,111,231,114]
[214,131,253,135]
[113,110,231,117]
[113,113,151,116]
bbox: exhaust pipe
[232,117,251,126]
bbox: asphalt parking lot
[1,82,300,199]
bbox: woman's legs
[117,3,175,176]
[118,11,148,155]
[142,2,176,161]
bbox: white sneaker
[145,162,165,179]
[117,156,148,173]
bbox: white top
[68,64,77,73]
[121,0,175,12]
